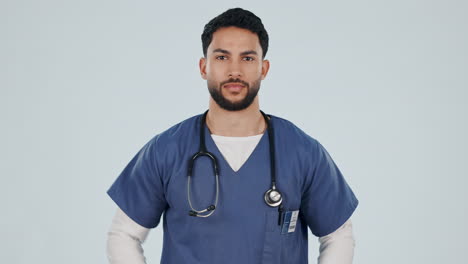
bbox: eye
[216,55,227,60]
[243,56,254,61]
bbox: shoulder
[269,114,320,153]
[145,113,201,153]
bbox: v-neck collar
[202,117,270,175]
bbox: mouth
[223,83,246,92]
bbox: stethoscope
[187,109,284,221]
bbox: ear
[199,57,207,80]
[261,59,270,80]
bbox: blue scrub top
[107,113,359,264]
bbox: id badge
[281,210,299,234]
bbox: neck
[206,97,267,137]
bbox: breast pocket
[279,211,306,264]
[261,209,306,264]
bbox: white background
[2,0,467,263]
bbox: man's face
[199,26,270,111]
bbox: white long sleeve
[107,207,151,264]
[317,218,355,264]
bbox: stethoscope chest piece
[264,188,283,207]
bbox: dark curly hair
[201,8,269,59]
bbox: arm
[106,135,168,262]
[317,218,355,264]
[298,140,359,261]
[107,207,151,264]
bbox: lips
[223,83,245,92]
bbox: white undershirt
[210,133,263,172]
[107,133,355,264]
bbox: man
[106,7,358,264]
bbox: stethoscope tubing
[187,109,282,218]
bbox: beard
[207,77,261,111]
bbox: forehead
[208,26,261,54]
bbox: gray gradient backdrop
[2,0,467,263]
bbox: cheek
[206,64,225,79]
[247,61,263,72]
[245,64,263,78]
[206,59,226,72]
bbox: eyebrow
[212,48,258,56]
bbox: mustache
[220,78,249,88]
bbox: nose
[228,71,242,78]
[228,60,242,78]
